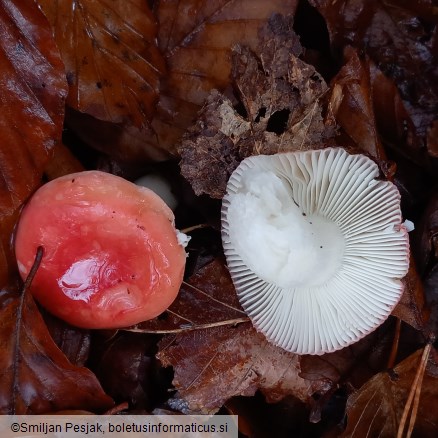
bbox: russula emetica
[221,148,410,355]
[15,171,188,329]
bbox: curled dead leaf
[310,0,438,141]
[179,15,336,198]
[328,48,394,177]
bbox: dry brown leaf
[38,0,165,126]
[60,2,299,163]
[392,258,429,331]
[0,0,67,287]
[127,259,248,334]
[342,347,438,438]
[179,15,336,198]
[156,258,323,414]
[328,48,394,177]
[0,284,113,414]
[158,323,318,414]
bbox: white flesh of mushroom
[221,148,410,355]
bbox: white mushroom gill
[221,148,410,355]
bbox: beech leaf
[328,48,394,177]
[179,15,336,198]
[342,347,438,437]
[0,283,113,414]
[156,261,324,414]
[0,0,68,287]
[158,323,318,414]
[38,0,165,126]
[128,259,248,334]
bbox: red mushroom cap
[15,171,187,329]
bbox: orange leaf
[38,0,166,126]
[0,0,67,286]
[0,284,113,414]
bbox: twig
[124,317,250,334]
[387,318,402,370]
[12,246,44,413]
[180,224,209,234]
[396,341,432,438]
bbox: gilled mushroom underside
[221,148,410,355]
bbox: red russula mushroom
[15,171,188,329]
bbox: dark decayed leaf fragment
[179,14,336,198]
[153,0,300,156]
[0,0,68,287]
[158,323,318,415]
[309,0,438,144]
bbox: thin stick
[180,224,209,234]
[406,343,431,438]
[125,317,250,334]
[12,246,44,413]
[396,343,431,438]
[387,318,402,370]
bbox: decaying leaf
[179,14,336,198]
[328,48,394,177]
[94,333,162,410]
[43,311,91,367]
[0,0,68,287]
[342,347,438,438]
[0,284,113,414]
[411,193,438,333]
[55,1,299,162]
[309,0,438,143]
[156,260,325,414]
[128,259,248,334]
[392,259,429,331]
[153,1,300,156]
[158,323,319,414]
[38,0,165,126]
